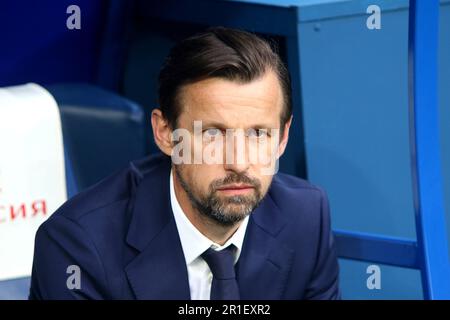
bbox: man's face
[171,70,290,226]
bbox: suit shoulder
[268,172,328,220]
[45,153,170,224]
[272,172,325,194]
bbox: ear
[277,116,293,158]
[151,108,173,156]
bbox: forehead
[178,70,283,128]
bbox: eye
[247,128,270,138]
[203,128,222,138]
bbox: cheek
[248,136,280,167]
[257,175,273,195]
[178,165,197,192]
[186,164,221,193]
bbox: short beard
[174,166,263,227]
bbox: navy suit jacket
[29,153,340,300]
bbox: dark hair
[158,26,292,130]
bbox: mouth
[216,184,254,195]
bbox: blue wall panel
[299,5,414,237]
[298,0,450,299]
[297,3,420,298]
[439,3,450,269]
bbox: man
[29,27,340,300]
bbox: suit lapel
[125,155,190,299]
[125,219,191,299]
[236,191,294,300]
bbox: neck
[172,170,241,246]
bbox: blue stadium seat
[47,83,146,194]
[0,83,146,299]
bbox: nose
[223,158,250,174]
[223,129,250,174]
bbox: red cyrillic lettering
[10,203,26,220]
[32,200,47,216]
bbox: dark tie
[201,245,241,300]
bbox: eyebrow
[199,121,276,130]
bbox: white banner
[0,83,67,281]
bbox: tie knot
[201,245,236,280]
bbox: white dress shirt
[170,169,249,300]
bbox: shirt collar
[170,169,249,265]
